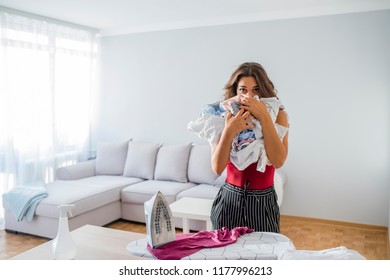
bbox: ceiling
[0,0,389,36]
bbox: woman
[210,62,289,233]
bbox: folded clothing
[2,184,47,222]
[147,226,254,260]
[278,246,366,260]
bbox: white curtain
[0,8,98,230]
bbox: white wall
[94,10,390,226]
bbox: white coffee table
[169,197,214,233]
[11,224,147,260]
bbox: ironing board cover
[127,231,295,260]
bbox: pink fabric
[147,226,254,260]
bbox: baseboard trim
[280,215,388,232]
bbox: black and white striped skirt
[210,182,280,233]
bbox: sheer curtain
[0,8,98,229]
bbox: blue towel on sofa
[2,184,48,222]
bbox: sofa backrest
[187,144,219,185]
[154,143,193,183]
[123,142,161,180]
[93,140,220,184]
[95,139,130,175]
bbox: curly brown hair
[223,62,277,101]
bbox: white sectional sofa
[3,140,286,239]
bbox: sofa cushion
[95,140,130,175]
[187,144,219,185]
[123,142,161,179]
[154,143,192,183]
[34,179,134,219]
[76,175,144,188]
[121,180,196,205]
[176,184,220,200]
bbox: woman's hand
[239,96,268,121]
[224,109,254,136]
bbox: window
[0,8,98,229]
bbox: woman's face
[236,76,259,98]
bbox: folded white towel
[278,246,366,260]
[2,184,47,222]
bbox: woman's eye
[253,88,259,93]
[239,88,247,93]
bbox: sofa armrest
[56,160,96,180]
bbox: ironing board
[127,231,295,260]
